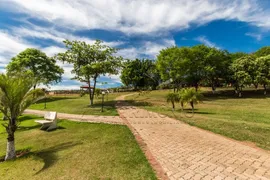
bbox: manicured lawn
[0,115,156,179]
[126,88,270,150]
[29,92,128,116]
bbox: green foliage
[230,52,248,61]
[254,46,270,57]
[56,40,122,105]
[121,59,160,90]
[95,88,101,98]
[0,72,45,160]
[157,45,231,91]
[230,55,259,96]
[179,88,203,111]
[166,92,180,110]
[6,48,64,88]
[256,55,270,93]
[157,46,189,89]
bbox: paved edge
[24,109,124,125]
[116,95,169,180]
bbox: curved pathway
[24,109,124,125]
[116,94,270,180]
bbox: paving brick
[116,95,270,180]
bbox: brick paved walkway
[116,95,270,180]
[24,109,124,125]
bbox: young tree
[6,48,64,89]
[0,72,44,160]
[180,88,203,112]
[166,92,180,110]
[57,40,122,106]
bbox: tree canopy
[120,59,160,90]
[7,48,64,89]
[56,40,122,105]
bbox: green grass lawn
[0,115,156,180]
[29,92,128,116]
[126,88,270,150]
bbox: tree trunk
[264,84,267,95]
[90,75,97,106]
[195,84,198,92]
[211,84,216,94]
[238,87,242,97]
[172,101,175,110]
[180,101,184,111]
[254,83,258,90]
[5,122,17,161]
[190,101,194,113]
[87,78,92,106]
[33,84,36,90]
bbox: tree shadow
[203,89,270,101]
[17,124,41,131]
[18,115,39,122]
[35,97,75,104]
[119,100,153,107]
[33,141,82,175]
[88,100,117,107]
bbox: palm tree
[0,73,44,161]
[180,88,203,112]
[166,92,180,110]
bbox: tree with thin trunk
[180,88,203,112]
[0,72,44,161]
[166,92,180,111]
[56,40,122,106]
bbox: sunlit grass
[29,92,129,116]
[0,115,156,179]
[126,88,270,150]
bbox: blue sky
[0,0,270,90]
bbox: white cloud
[0,30,38,64]
[245,32,262,41]
[0,31,36,54]
[117,38,175,59]
[42,46,67,57]
[4,0,270,34]
[195,36,220,49]
[12,26,124,47]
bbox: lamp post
[101,91,105,112]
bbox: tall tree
[157,46,190,91]
[203,48,231,92]
[57,40,122,105]
[230,55,258,96]
[121,59,160,90]
[256,55,270,94]
[0,72,44,160]
[7,48,64,89]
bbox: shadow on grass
[35,97,76,104]
[18,115,39,122]
[120,100,153,107]
[17,124,41,131]
[34,141,82,175]
[203,89,270,101]
[88,100,116,107]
